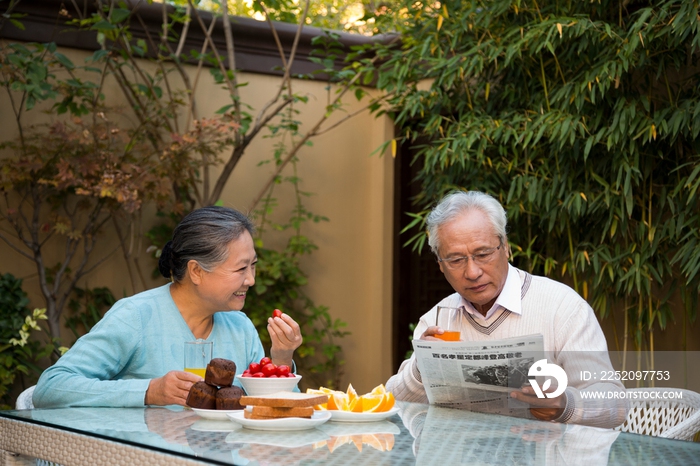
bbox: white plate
[227,410,331,431]
[328,406,400,423]
[191,408,243,420]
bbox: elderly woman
[33,206,302,408]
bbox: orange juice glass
[184,368,206,378]
[435,330,461,341]
[184,339,212,377]
[435,306,461,341]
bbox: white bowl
[236,374,301,396]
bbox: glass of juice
[435,306,461,341]
[184,339,212,377]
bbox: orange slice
[318,386,339,395]
[347,383,358,404]
[350,393,384,413]
[349,397,362,412]
[329,392,349,411]
[375,392,395,412]
[306,388,329,410]
[370,384,387,396]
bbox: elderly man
[386,190,628,428]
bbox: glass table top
[2,402,699,465]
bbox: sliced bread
[239,391,328,408]
[243,406,315,420]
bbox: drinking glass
[184,339,212,378]
[435,306,461,341]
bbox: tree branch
[248,63,370,212]
[251,0,310,131]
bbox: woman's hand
[267,311,302,367]
[145,370,201,406]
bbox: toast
[239,391,328,408]
[243,405,315,420]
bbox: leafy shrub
[0,273,55,409]
[367,0,700,351]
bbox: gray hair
[158,206,255,282]
[426,190,507,255]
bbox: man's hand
[268,311,302,367]
[510,385,566,421]
[419,325,457,341]
[145,370,201,406]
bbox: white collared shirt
[461,264,522,320]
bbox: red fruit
[261,363,277,377]
[252,372,266,378]
[276,365,290,377]
[248,362,261,374]
[268,375,278,378]
[272,309,283,318]
[287,373,296,378]
[241,370,251,376]
[260,357,272,366]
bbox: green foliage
[0,274,56,410]
[246,87,348,389]
[0,273,30,344]
[368,0,700,351]
[252,242,349,390]
[404,322,416,360]
[165,0,375,33]
[2,0,367,387]
[0,39,178,339]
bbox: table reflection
[6,403,698,465]
[396,402,700,466]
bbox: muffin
[216,386,245,410]
[205,358,237,387]
[186,381,217,409]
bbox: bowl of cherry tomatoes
[236,356,301,396]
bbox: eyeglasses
[437,243,502,270]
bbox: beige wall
[0,47,395,394]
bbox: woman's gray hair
[426,190,507,255]
[158,206,255,282]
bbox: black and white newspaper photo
[412,334,544,415]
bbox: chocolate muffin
[216,386,245,410]
[205,358,237,387]
[186,381,217,409]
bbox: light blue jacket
[33,284,265,408]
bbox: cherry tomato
[287,373,296,377]
[242,370,251,377]
[268,374,278,378]
[248,362,261,374]
[272,309,283,318]
[261,363,277,377]
[252,372,266,378]
[276,365,290,377]
[260,357,272,366]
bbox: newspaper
[412,334,544,415]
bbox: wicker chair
[614,388,700,441]
[15,385,35,410]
